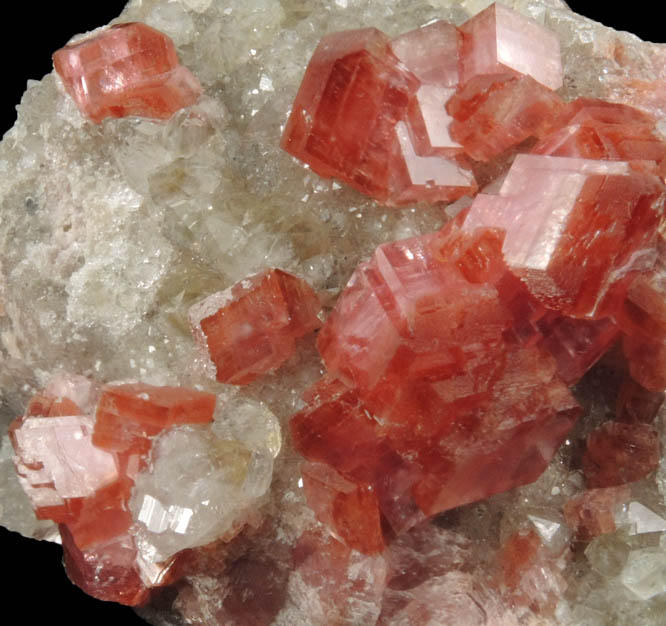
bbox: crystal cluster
[287,4,666,558]
[9,375,274,605]
[281,3,566,205]
[3,1,666,625]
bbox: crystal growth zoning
[189,268,321,384]
[53,22,202,123]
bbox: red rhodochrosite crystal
[497,529,567,615]
[281,4,567,205]
[464,155,666,318]
[52,22,201,123]
[582,421,661,488]
[10,377,216,605]
[459,2,563,90]
[563,485,631,541]
[294,222,581,542]
[616,377,664,423]
[618,237,666,391]
[93,382,216,452]
[189,268,321,385]
[534,98,666,164]
[447,74,565,161]
[281,28,417,202]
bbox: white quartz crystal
[130,424,271,563]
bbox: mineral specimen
[3,1,666,626]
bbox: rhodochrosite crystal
[53,22,202,123]
[4,2,666,626]
[188,269,321,384]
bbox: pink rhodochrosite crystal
[52,22,201,123]
[189,268,321,384]
[464,155,666,318]
[294,222,582,538]
[281,3,566,205]
[459,2,563,90]
[447,74,565,161]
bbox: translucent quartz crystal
[447,74,565,161]
[459,2,563,90]
[189,268,320,385]
[563,485,631,540]
[52,22,202,123]
[582,421,661,488]
[130,425,271,563]
[464,155,665,318]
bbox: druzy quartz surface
[3,2,666,626]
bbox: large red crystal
[189,268,321,385]
[294,222,581,543]
[53,22,201,123]
[464,155,666,318]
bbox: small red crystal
[497,529,567,615]
[582,421,661,487]
[534,98,666,164]
[302,462,385,554]
[53,22,201,123]
[616,377,664,423]
[93,382,216,452]
[563,485,631,541]
[189,269,320,385]
[447,74,564,161]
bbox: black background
[0,3,662,626]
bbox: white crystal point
[619,501,666,535]
[528,513,571,554]
[130,424,272,563]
